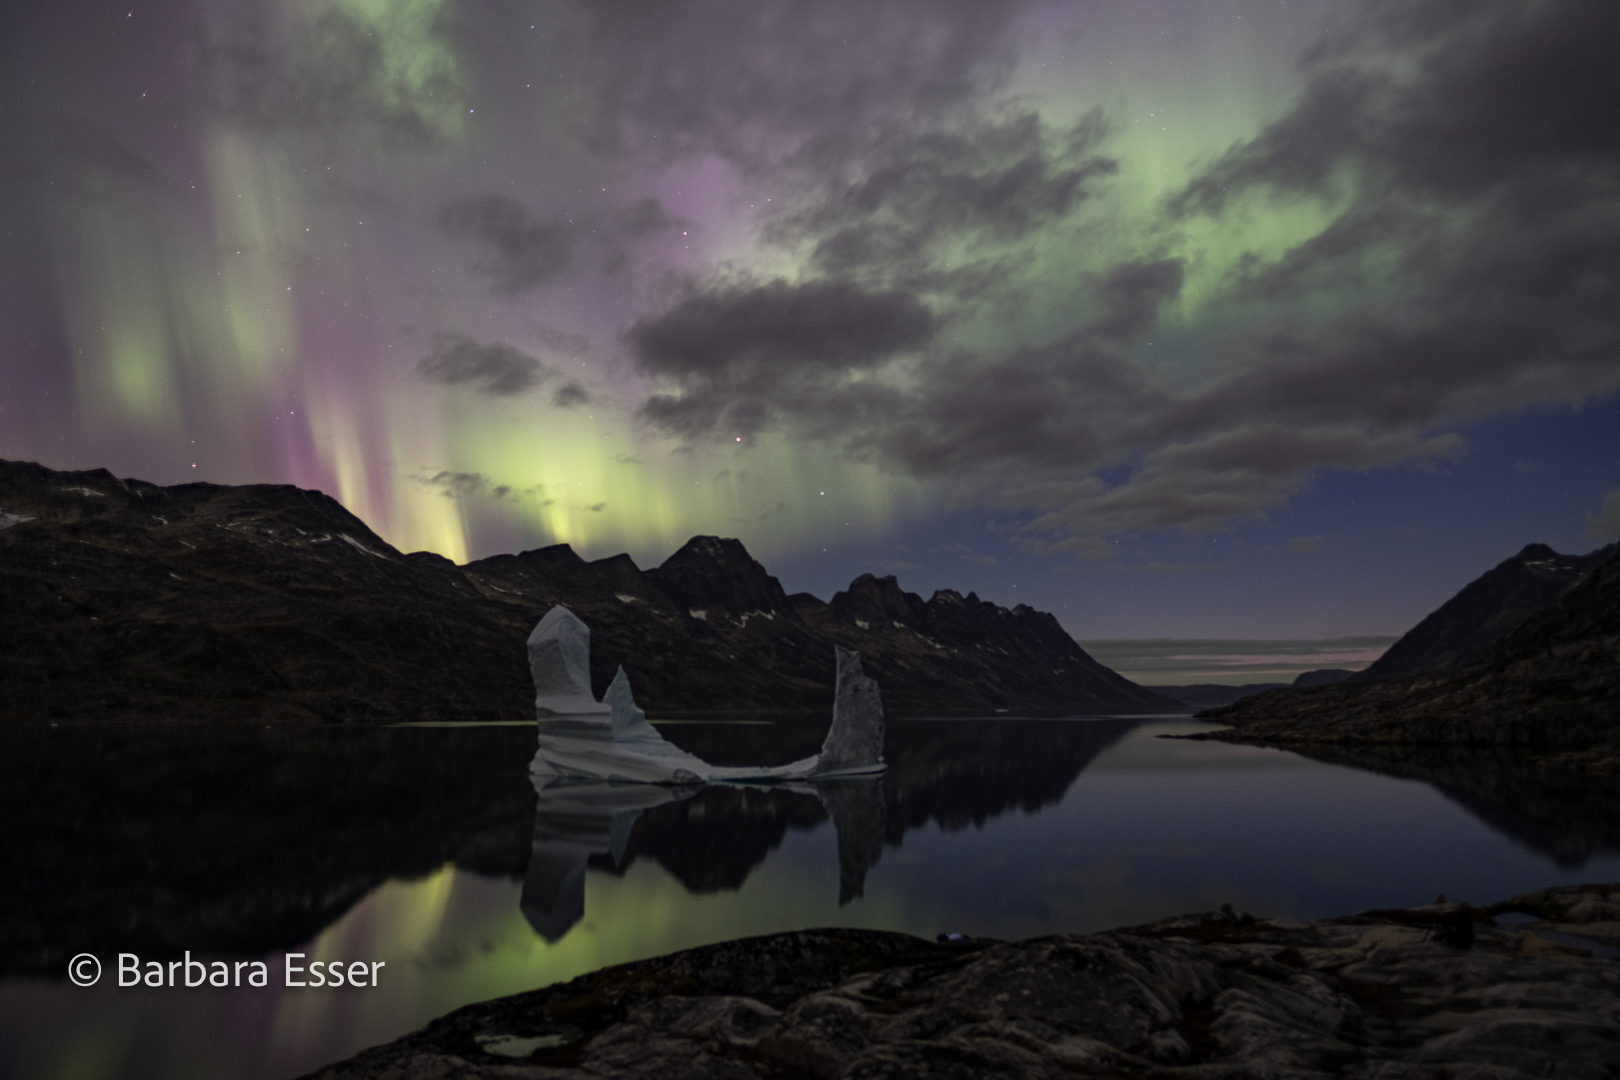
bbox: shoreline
[302,883,1620,1079]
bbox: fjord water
[3,718,1617,1080]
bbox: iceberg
[528,605,886,784]
[529,605,611,718]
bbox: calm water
[3,717,1618,1080]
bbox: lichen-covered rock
[300,887,1620,1079]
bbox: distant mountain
[1201,546,1620,769]
[1146,683,1287,710]
[0,458,1176,722]
[1150,669,1355,710]
[1352,542,1617,681]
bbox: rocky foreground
[304,884,1620,1080]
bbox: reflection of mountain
[2,719,1134,976]
[880,719,1141,840]
[0,725,538,978]
[13,719,1618,981]
[1276,743,1620,867]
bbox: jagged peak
[831,573,929,628]
[844,571,905,593]
[662,535,752,566]
[833,574,908,602]
[514,543,586,568]
[589,552,645,574]
[1515,543,1560,561]
[650,535,788,613]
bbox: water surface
[2,717,1616,1080]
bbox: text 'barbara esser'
[118,953,385,987]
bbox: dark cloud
[630,260,1174,476]
[438,196,575,294]
[413,470,501,499]
[199,2,464,150]
[552,382,591,408]
[630,279,935,438]
[411,470,554,504]
[529,324,594,358]
[613,197,682,238]
[772,111,1116,290]
[1174,2,1620,215]
[565,0,1024,166]
[438,194,680,291]
[1091,259,1184,342]
[626,1,1620,544]
[559,1,1072,311]
[416,332,547,396]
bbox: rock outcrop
[300,885,1620,1080]
[1200,548,1620,770]
[0,457,1176,722]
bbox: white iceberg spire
[813,646,886,776]
[528,605,609,716]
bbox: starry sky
[2,0,1617,681]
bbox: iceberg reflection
[522,773,886,940]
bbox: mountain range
[0,458,1176,723]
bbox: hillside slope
[1352,542,1616,681]
[1201,548,1620,768]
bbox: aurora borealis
[3,0,1617,657]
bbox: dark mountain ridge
[1149,669,1356,710]
[0,457,1176,723]
[1201,544,1620,769]
[1351,542,1617,681]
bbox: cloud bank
[626,0,1620,548]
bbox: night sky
[2,0,1616,683]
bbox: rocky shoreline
[302,884,1620,1080]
